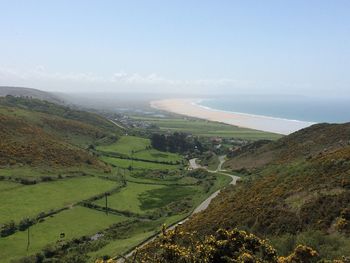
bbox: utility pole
[26,226,30,251]
[105,193,108,215]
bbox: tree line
[150,132,204,153]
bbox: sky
[0,0,350,96]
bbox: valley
[0,96,240,262]
[1,93,350,262]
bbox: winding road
[116,155,239,262]
[189,156,239,214]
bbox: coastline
[150,98,315,135]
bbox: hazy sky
[0,0,349,96]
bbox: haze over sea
[199,95,350,124]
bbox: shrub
[134,227,278,262]
[278,245,318,263]
[0,220,17,237]
[18,217,34,231]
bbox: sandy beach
[150,98,315,135]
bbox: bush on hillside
[125,227,320,263]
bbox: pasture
[0,132,233,262]
[93,182,179,214]
[0,177,118,224]
[0,206,128,263]
[97,135,183,162]
[0,181,21,192]
[98,136,150,155]
[131,116,282,140]
[0,166,113,180]
[101,156,180,170]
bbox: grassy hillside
[0,95,117,134]
[224,123,350,170]
[176,123,350,260]
[0,96,121,168]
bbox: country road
[116,156,239,262]
[192,172,239,214]
[189,155,226,172]
[189,156,239,214]
[217,155,226,171]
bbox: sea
[198,95,350,124]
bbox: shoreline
[193,99,313,124]
[150,98,315,135]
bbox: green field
[133,149,182,163]
[0,166,112,180]
[98,136,150,155]
[101,156,180,170]
[1,127,233,262]
[0,166,233,262]
[88,230,154,261]
[0,177,118,224]
[0,206,128,263]
[131,116,282,140]
[126,172,198,186]
[97,135,183,162]
[88,213,194,262]
[93,181,196,215]
[87,172,232,261]
[0,181,22,192]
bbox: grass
[98,136,150,156]
[93,172,232,216]
[0,177,118,224]
[0,206,128,263]
[212,173,233,191]
[270,230,350,259]
[133,149,182,163]
[139,185,195,210]
[88,214,192,261]
[0,180,22,192]
[0,166,112,180]
[88,177,233,262]
[131,116,281,140]
[94,181,198,215]
[97,135,183,162]
[129,174,198,186]
[200,154,220,171]
[101,156,180,170]
[0,171,233,262]
[123,173,196,186]
[93,182,167,214]
[88,230,155,261]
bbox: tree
[151,134,167,151]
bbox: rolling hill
[0,96,121,169]
[134,123,350,261]
[0,86,63,104]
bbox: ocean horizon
[198,95,350,124]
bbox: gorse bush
[124,227,319,263]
